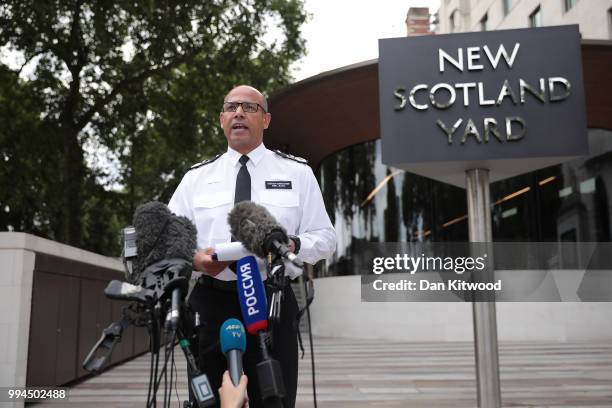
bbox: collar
[227,143,267,167]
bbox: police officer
[168,85,336,408]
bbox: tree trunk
[60,122,84,247]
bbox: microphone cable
[148,327,176,408]
[304,276,318,408]
[172,347,181,408]
[147,321,161,408]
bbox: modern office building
[266,3,612,279]
[262,4,612,343]
[437,0,612,38]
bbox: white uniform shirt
[168,143,337,281]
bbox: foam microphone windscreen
[132,201,197,279]
[165,213,197,260]
[227,201,287,259]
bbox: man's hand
[219,370,248,408]
[193,248,232,277]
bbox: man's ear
[263,112,272,129]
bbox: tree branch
[16,49,49,76]
[75,49,200,132]
[66,0,86,74]
[58,0,88,129]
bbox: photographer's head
[220,85,271,155]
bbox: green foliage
[0,0,307,255]
[0,66,63,239]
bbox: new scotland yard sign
[378,25,588,187]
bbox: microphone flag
[236,256,268,334]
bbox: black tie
[234,155,251,204]
[231,155,251,248]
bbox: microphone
[130,201,197,331]
[234,258,285,405]
[121,226,137,280]
[219,318,247,386]
[236,256,268,335]
[228,201,303,267]
[132,201,197,283]
[212,241,252,261]
[84,202,200,380]
[104,280,155,303]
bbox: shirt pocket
[259,190,300,233]
[193,191,233,243]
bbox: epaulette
[187,153,223,172]
[274,149,309,165]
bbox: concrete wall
[438,0,612,39]
[0,232,123,398]
[0,246,35,392]
[310,275,612,342]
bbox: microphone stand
[82,301,155,374]
[82,259,218,408]
[268,254,288,328]
[253,253,287,408]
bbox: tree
[0,66,63,238]
[0,0,307,253]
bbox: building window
[480,13,488,31]
[529,6,542,27]
[317,129,612,277]
[503,0,513,16]
[564,0,578,12]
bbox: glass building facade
[316,128,612,277]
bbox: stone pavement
[35,337,612,407]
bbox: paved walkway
[37,337,612,407]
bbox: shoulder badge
[274,149,309,165]
[187,153,223,172]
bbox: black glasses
[222,101,266,113]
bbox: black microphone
[85,202,199,380]
[130,201,197,331]
[228,202,303,267]
[104,280,156,303]
[132,201,197,282]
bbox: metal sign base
[466,168,502,408]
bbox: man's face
[220,86,271,154]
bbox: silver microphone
[121,226,138,279]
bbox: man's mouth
[232,123,249,130]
